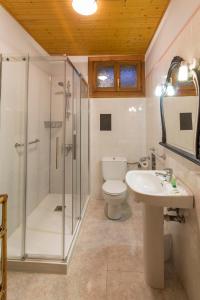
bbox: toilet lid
[102,180,127,195]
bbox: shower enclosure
[0,54,89,270]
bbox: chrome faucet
[155,168,173,182]
[163,168,173,182]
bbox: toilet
[101,157,128,220]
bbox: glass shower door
[80,78,89,213]
[26,57,65,259]
[1,56,28,259]
[64,60,73,257]
[64,61,84,258]
[72,69,81,233]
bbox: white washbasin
[126,170,194,208]
[126,170,194,289]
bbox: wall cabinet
[88,56,145,98]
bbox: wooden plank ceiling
[1,0,170,55]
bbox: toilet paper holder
[138,156,150,169]
[127,157,150,168]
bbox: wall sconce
[155,56,200,98]
[178,62,189,81]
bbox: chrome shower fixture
[56,81,71,119]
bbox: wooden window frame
[89,55,145,98]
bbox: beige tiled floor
[8,198,188,300]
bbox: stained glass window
[120,65,137,88]
[96,65,115,88]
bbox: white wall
[0,6,47,55]
[90,98,146,199]
[145,2,200,299]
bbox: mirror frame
[160,56,200,165]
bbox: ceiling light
[178,62,189,81]
[72,0,97,16]
[98,75,107,81]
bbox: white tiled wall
[90,98,146,199]
[146,2,200,299]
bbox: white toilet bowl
[102,180,127,220]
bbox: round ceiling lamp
[72,0,97,16]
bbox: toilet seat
[102,180,127,196]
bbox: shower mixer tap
[64,144,73,156]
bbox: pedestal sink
[126,170,194,289]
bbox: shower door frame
[22,55,30,260]
[0,54,30,260]
[0,54,2,104]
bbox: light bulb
[72,0,97,16]
[178,62,189,81]
[166,83,175,96]
[155,85,164,97]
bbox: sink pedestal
[143,204,164,289]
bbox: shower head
[56,80,71,119]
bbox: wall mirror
[160,56,200,165]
